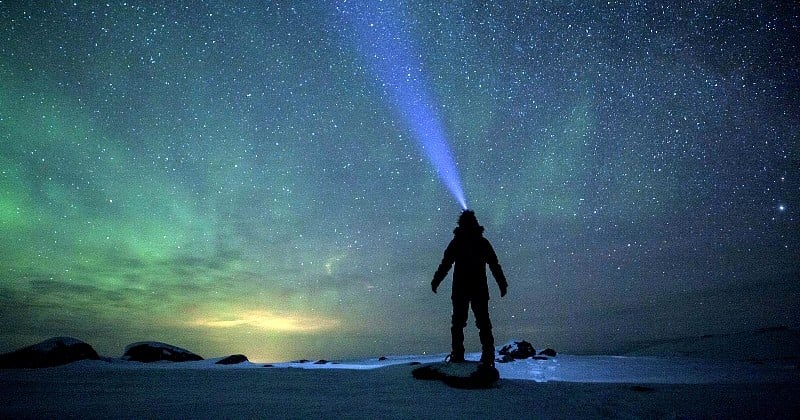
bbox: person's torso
[452,235,489,292]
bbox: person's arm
[485,239,508,296]
[431,240,456,293]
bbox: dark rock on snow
[412,361,500,389]
[496,354,516,363]
[216,354,249,365]
[499,340,536,359]
[539,348,557,357]
[0,337,100,369]
[123,342,203,363]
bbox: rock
[539,348,557,357]
[292,359,311,364]
[216,354,248,365]
[446,364,500,389]
[0,337,100,369]
[499,340,536,359]
[378,356,388,361]
[122,342,203,363]
[496,354,515,364]
[314,359,329,365]
[412,361,499,389]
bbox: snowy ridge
[623,326,800,360]
[5,328,798,385]
[28,337,86,353]
[123,341,195,354]
[46,328,800,384]
[62,350,799,385]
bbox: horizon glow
[342,2,468,210]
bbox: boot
[479,329,495,366]
[446,352,465,363]
[480,346,495,366]
[450,326,465,362]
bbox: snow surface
[2,330,798,417]
[73,351,798,384]
[1,351,798,418]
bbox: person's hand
[500,285,507,297]
[431,282,438,294]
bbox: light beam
[341,2,468,209]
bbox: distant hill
[624,326,800,361]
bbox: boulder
[0,337,100,369]
[122,342,203,363]
[496,354,515,364]
[539,348,557,357]
[412,361,499,389]
[499,340,536,359]
[216,354,248,365]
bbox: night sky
[1,1,798,362]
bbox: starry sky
[1,1,798,362]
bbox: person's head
[458,209,481,229]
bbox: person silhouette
[431,210,508,365]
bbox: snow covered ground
[1,350,798,418]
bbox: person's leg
[450,298,469,361]
[471,299,495,364]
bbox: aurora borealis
[1,1,798,362]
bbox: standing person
[431,210,508,366]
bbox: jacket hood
[454,209,484,236]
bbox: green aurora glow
[1,2,797,361]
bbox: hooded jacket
[432,224,508,300]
